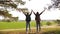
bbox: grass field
[0,26,60,34]
[0,21,60,34]
[0,21,36,30]
[0,20,57,30]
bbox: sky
[0,0,60,20]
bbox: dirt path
[0,25,60,31]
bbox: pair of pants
[36,21,41,32]
[26,21,30,32]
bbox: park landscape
[0,0,60,34]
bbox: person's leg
[36,21,38,32]
[38,22,41,31]
[26,21,29,32]
[28,21,31,32]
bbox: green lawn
[0,21,57,30]
[0,21,36,30]
[0,21,60,34]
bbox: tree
[0,10,12,20]
[56,19,60,26]
[0,0,27,20]
[0,0,26,10]
[11,17,18,21]
[48,0,60,10]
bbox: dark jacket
[26,15,31,21]
[35,14,41,22]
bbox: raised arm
[39,7,47,15]
[29,11,32,15]
[31,10,36,15]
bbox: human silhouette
[22,11,32,33]
[32,8,46,32]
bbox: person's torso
[35,14,40,21]
[26,15,31,21]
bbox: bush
[55,20,60,26]
[2,19,11,22]
[46,21,51,26]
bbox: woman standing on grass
[32,8,46,32]
[22,11,32,32]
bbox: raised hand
[31,10,34,12]
[39,7,47,15]
[31,10,36,15]
[30,11,32,15]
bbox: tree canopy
[48,0,60,10]
[0,0,26,20]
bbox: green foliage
[20,1,25,5]
[46,21,51,26]
[0,10,19,21]
[56,20,60,26]
[0,10,12,18]
[0,0,26,21]
[0,0,25,8]
[54,20,60,26]
[14,0,26,5]
[56,20,60,24]
[2,19,11,22]
[7,3,17,8]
